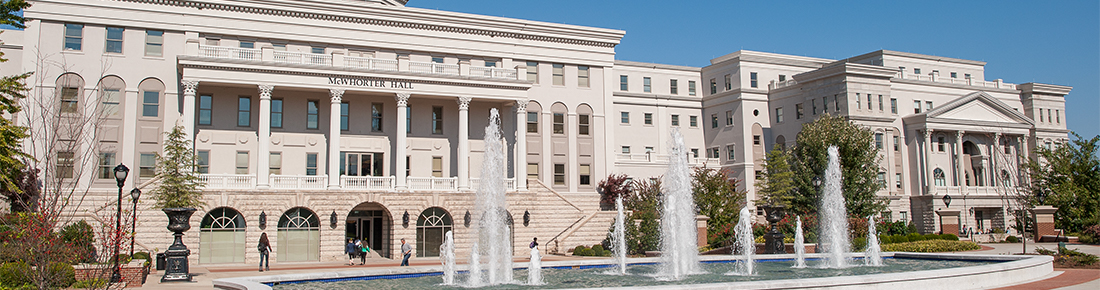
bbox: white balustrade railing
[409,62,460,75]
[273,51,332,66]
[270,175,327,189]
[469,178,517,191]
[770,79,797,90]
[895,73,1016,90]
[198,45,260,60]
[199,174,256,189]
[469,67,518,79]
[407,177,457,190]
[341,175,395,190]
[344,56,399,71]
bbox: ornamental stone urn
[161,208,196,282]
[762,205,787,254]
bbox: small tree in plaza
[691,168,745,247]
[756,147,795,208]
[597,174,632,210]
[1023,133,1100,233]
[149,125,205,209]
[788,114,886,217]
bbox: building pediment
[904,91,1034,133]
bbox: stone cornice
[793,62,898,84]
[111,0,624,48]
[708,50,832,68]
[614,60,701,72]
[613,91,703,102]
[1017,82,1072,96]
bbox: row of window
[1037,108,1061,124]
[708,72,759,95]
[526,112,591,135]
[526,62,590,87]
[620,112,699,127]
[198,96,444,134]
[64,23,164,56]
[900,66,971,79]
[873,133,902,152]
[526,163,592,186]
[619,76,697,96]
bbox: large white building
[2,0,1069,264]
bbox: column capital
[395,92,410,107]
[956,130,965,138]
[515,99,528,112]
[182,79,199,94]
[258,84,274,99]
[330,88,345,103]
[923,129,932,139]
[457,96,472,110]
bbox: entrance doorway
[346,202,392,258]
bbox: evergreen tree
[788,114,886,217]
[0,0,32,201]
[756,147,795,207]
[150,125,205,209]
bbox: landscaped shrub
[573,245,586,254]
[851,237,868,251]
[1005,236,1020,243]
[880,240,980,252]
[44,262,76,288]
[941,233,959,241]
[906,233,924,242]
[591,245,605,256]
[59,220,96,264]
[70,278,106,289]
[1080,224,1100,245]
[0,261,30,287]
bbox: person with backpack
[257,233,271,272]
[356,238,371,264]
[345,238,358,266]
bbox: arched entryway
[962,141,985,186]
[416,207,453,257]
[277,207,320,262]
[199,207,245,264]
[346,202,392,258]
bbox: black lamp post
[812,176,822,191]
[129,188,141,257]
[111,164,129,283]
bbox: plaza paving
[134,242,1099,289]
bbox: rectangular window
[205,38,219,46]
[269,152,282,175]
[727,145,736,161]
[856,93,861,109]
[644,113,653,125]
[671,114,679,126]
[552,63,564,86]
[725,110,733,125]
[311,46,325,54]
[776,107,784,123]
[894,136,900,151]
[306,153,318,176]
[371,103,383,132]
[340,152,383,177]
[621,112,630,124]
[620,75,628,91]
[196,151,209,174]
[1056,110,1060,123]
[578,66,589,87]
[64,23,83,51]
[306,100,318,129]
[1039,109,1044,123]
[710,79,717,94]
[914,100,921,114]
[914,68,921,75]
[1047,109,1052,123]
[98,153,115,179]
[646,147,654,153]
[643,77,651,93]
[796,103,804,119]
[342,103,351,131]
[579,164,591,185]
[711,114,718,128]
[271,99,283,128]
[105,27,124,53]
[938,137,946,152]
[724,74,731,90]
[896,173,902,188]
[750,72,758,88]
[951,72,958,78]
[689,116,698,127]
[964,73,972,79]
[432,106,443,134]
[142,91,159,117]
[527,163,539,179]
[239,41,254,49]
[688,81,697,96]
[779,75,787,82]
[691,149,699,158]
[485,60,496,67]
[878,95,884,111]
[553,113,565,134]
[867,94,873,110]
[926,101,933,112]
[579,114,590,135]
[140,153,157,178]
[406,106,412,134]
[554,164,565,185]
[432,157,443,177]
[199,95,212,125]
[670,79,678,94]
[235,152,249,174]
[834,95,840,112]
[527,112,539,133]
[875,133,883,150]
[526,61,538,83]
[60,87,79,114]
[877,172,887,187]
[56,151,74,178]
[754,135,761,145]
[812,99,818,115]
[621,146,630,154]
[238,97,251,127]
[823,96,828,112]
[890,98,897,114]
[101,89,121,117]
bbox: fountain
[727,207,755,276]
[468,108,513,286]
[819,146,851,268]
[466,243,482,286]
[865,216,883,266]
[439,231,455,285]
[528,243,543,285]
[657,128,700,280]
[612,196,627,275]
[793,216,807,268]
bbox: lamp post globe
[130,188,141,257]
[111,164,129,283]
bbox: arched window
[138,78,165,118]
[199,207,246,264]
[933,168,946,186]
[56,73,85,115]
[277,207,320,261]
[416,207,453,257]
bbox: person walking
[400,238,412,266]
[345,238,358,266]
[529,237,539,249]
[354,238,369,265]
[257,233,271,272]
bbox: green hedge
[881,240,980,252]
[572,244,611,257]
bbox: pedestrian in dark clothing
[258,233,271,272]
[345,239,358,266]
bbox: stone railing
[198,174,522,191]
[896,72,1016,90]
[200,174,256,189]
[341,175,394,190]
[933,186,1002,195]
[188,43,521,80]
[407,176,457,190]
[615,154,720,166]
[468,177,517,191]
[769,79,797,90]
[269,175,327,189]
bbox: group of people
[345,238,374,265]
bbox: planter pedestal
[161,208,195,283]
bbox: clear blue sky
[411,0,1100,139]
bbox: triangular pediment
[923,91,1033,126]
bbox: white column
[181,79,199,140]
[256,84,273,189]
[567,112,578,193]
[328,88,344,189]
[457,97,471,190]
[956,130,965,188]
[395,93,410,189]
[515,100,528,190]
[992,133,1001,187]
[885,130,895,194]
[923,129,933,194]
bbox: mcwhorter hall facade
[1,0,1071,264]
